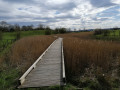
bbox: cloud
[117,9,120,12]
[111,0,120,4]
[0,0,120,29]
[89,0,116,8]
[4,0,34,4]
[92,17,114,21]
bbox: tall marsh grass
[9,36,55,72]
[63,34,120,88]
[64,37,120,75]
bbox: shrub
[15,31,21,40]
[0,31,2,40]
[54,28,59,34]
[45,26,51,35]
[97,75,111,90]
[94,29,110,36]
[103,30,109,36]
[45,30,51,35]
[94,29,102,35]
[59,28,66,34]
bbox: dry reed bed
[63,37,120,75]
[9,36,55,72]
[59,32,93,40]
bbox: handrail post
[61,38,66,85]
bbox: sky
[0,0,120,30]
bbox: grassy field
[109,30,120,36]
[0,30,46,55]
[94,30,120,41]
[0,31,120,89]
[2,30,46,39]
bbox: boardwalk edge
[18,38,58,88]
[61,38,66,85]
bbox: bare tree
[28,25,33,31]
[14,24,21,40]
[22,26,27,31]
[0,21,8,31]
[38,24,45,30]
[119,30,120,36]
[0,31,2,40]
[0,21,7,27]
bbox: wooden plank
[18,38,64,88]
[19,38,58,85]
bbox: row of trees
[0,21,34,32]
[0,31,2,40]
[94,27,120,36]
[45,27,67,35]
[0,21,68,40]
[0,21,68,34]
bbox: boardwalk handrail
[61,38,66,85]
[19,38,58,85]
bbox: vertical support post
[61,38,66,85]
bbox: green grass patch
[0,30,46,55]
[21,30,45,37]
[0,64,20,90]
[3,30,46,40]
[94,30,120,41]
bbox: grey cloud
[0,0,119,29]
[90,0,116,8]
[56,14,80,19]
[46,14,81,23]
[9,22,39,26]
[36,1,76,12]
[34,17,60,24]
[48,2,76,11]
[0,9,10,13]
[4,0,34,4]
[92,17,111,21]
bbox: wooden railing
[61,38,66,85]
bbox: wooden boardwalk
[19,38,65,88]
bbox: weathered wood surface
[19,38,64,88]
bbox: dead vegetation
[63,32,120,89]
[64,38,120,73]
[9,36,55,72]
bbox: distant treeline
[94,27,120,36]
[0,21,69,35]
